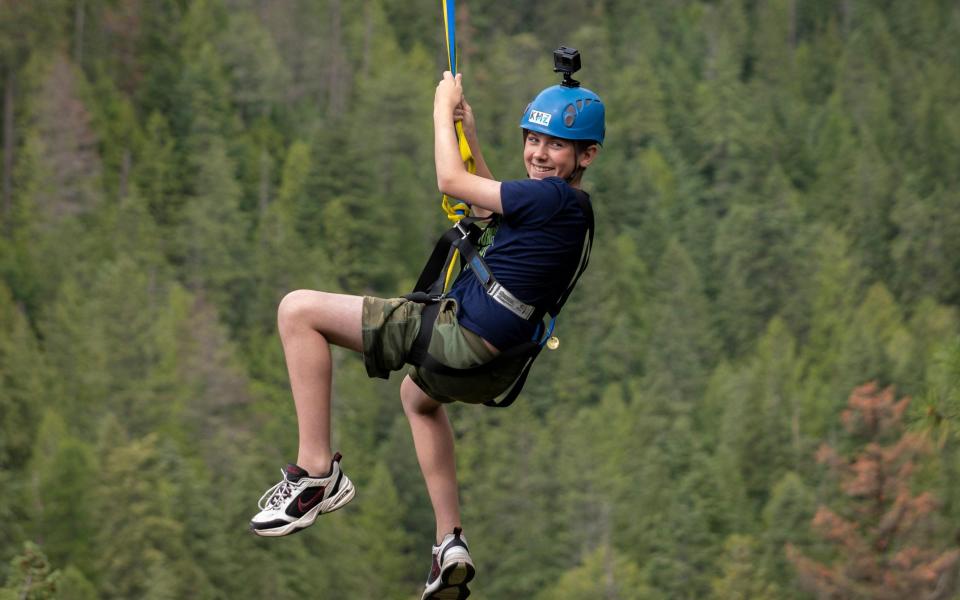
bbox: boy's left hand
[435,71,463,113]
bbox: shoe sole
[251,476,356,537]
[422,549,475,600]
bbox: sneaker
[249,453,355,537]
[421,527,475,600]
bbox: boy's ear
[578,144,600,168]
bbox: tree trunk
[2,69,14,232]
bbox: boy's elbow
[436,173,457,196]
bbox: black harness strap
[404,191,594,408]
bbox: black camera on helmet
[553,46,581,88]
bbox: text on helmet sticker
[528,110,552,127]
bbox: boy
[250,67,604,600]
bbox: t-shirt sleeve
[499,177,567,229]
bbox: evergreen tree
[340,461,415,598]
[25,410,95,575]
[0,282,44,471]
[788,383,960,599]
[712,166,810,355]
[0,542,58,600]
[93,427,215,600]
[535,545,652,600]
[711,535,781,600]
[644,238,718,406]
[761,472,817,598]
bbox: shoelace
[258,470,296,510]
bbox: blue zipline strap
[443,0,457,73]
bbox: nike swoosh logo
[297,486,327,513]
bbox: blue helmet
[520,84,605,145]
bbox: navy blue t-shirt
[446,176,590,350]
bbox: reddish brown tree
[787,383,960,600]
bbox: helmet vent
[563,104,577,127]
[576,99,584,111]
[584,98,593,107]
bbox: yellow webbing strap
[441,0,476,290]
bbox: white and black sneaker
[421,527,475,600]
[249,453,355,537]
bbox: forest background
[1,0,960,598]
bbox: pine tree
[93,427,215,599]
[761,472,817,598]
[644,238,718,406]
[25,410,95,575]
[0,542,58,600]
[712,166,810,355]
[787,383,960,599]
[535,545,652,600]
[340,461,415,599]
[711,535,781,600]
[0,282,44,471]
[217,12,291,123]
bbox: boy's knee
[401,376,442,416]
[277,289,316,335]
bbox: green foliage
[644,238,717,404]
[0,283,44,470]
[711,535,780,600]
[2,2,959,598]
[0,542,58,600]
[535,545,652,600]
[25,411,95,573]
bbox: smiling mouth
[531,164,553,173]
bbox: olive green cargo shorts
[361,296,527,404]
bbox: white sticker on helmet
[528,110,552,127]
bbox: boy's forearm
[433,106,503,214]
[434,108,466,188]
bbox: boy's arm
[434,72,503,215]
[456,99,495,218]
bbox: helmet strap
[565,152,584,185]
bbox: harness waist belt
[487,282,536,319]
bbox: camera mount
[553,46,582,88]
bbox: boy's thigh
[280,290,364,352]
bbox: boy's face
[523,131,595,181]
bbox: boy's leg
[402,375,475,599]
[400,375,461,544]
[277,290,363,476]
[250,290,362,537]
